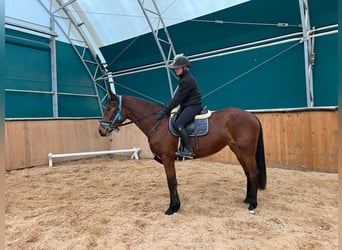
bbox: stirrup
[175,149,194,159]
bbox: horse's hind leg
[242,156,259,213]
[243,174,253,204]
[233,150,259,213]
[162,157,181,215]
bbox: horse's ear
[108,87,116,100]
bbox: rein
[117,112,158,128]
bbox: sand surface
[5,157,338,249]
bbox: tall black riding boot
[176,126,194,159]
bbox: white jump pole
[48,148,140,167]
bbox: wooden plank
[5,121,26,168]
[310,111,338,172]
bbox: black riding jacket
[166,70,202,111]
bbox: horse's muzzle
[98,126,113,137]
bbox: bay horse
[98,91,266,215]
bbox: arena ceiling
[5,0,249,47]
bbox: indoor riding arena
[5,1,338,249]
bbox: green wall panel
[5,30,51,92]
[312,34,338,106]
[58,95,101,117]
[115,67,172,105]
[192,42,307,110]
[5,92,52,118]
[101,35,161,72]
[114,42,307,110]
[56,42,96,95]
[5,30,102,118]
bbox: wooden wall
[4,119,151,170]
[205,110,338,172]
[5,110,338,172]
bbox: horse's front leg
[163,157,180,215]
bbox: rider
[155,54,202,159]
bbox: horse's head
[98,91,126,137]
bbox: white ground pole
[48,148,140,167]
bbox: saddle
[168,105,212,137]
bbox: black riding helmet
[168,55,190,69]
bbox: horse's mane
[125,95,163,112]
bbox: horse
[98,90,267,215]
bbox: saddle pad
[169,118,209,137]
[171,105,212,119]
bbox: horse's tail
[255,117,267,190]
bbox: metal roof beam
[71,1,104,49]
[51,0,77,14]
[137,0,177,97]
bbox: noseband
[100,95,124,132]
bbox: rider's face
[175,67,183,76]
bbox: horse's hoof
[248,209,255,215]
[164,204,180,215]
[247,203,257,214]
[165,209,174,215]
[165,207,176,215]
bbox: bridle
[99,95,160,133]
[100,95,124,132]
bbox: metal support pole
[137,0,177,97]
[49,16,59,117]
[299,0,315,107]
